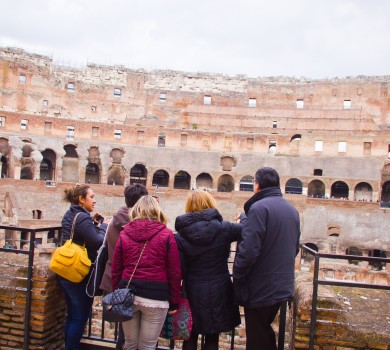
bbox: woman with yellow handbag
[57,184,108,350]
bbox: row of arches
[286,178,377,201]
[0,140,389,199]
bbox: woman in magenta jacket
[112,195,182,350]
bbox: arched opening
[130,164,147,186]
[285,178,303,194]
[368,249,387,270]
[354,182,373,201]
[268,142,276,155]
[0,137,9,178]
[63,145,79,183]
[381,181,390,206]
[346,246,363,265]
[196,173,213,190]
[152,169,169,187]
[32,210,42,219]
[107,165,125,185]
[40,159,53,180]
[174,171,191,190]
[20,166,33,180]
[307,180,325,198]
[331,181,349,199]
[40,149,56,180]
[217,174,234,192]
[290,134,302,142]
[85,163,100,184]
[1,155,7,178]
[239,175,254,192]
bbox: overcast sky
[1,0,389,79]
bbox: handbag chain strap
[126,240,148,289]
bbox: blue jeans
[57,276,93,350]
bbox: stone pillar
[79,158,88,184]
[31,150,43,180]
[168,172,175,189]
[55,154,64,182]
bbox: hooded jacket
[175,208,242,334]
[233,187,301,308]
[111,219,181,309]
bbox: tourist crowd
[55,167,301,350]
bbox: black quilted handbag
[102,240,147,323]
[102,285,136,322]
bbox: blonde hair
[129,195,167,224]
[185,190,217,213]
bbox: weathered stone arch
[285,178,303,194]
[40,149,56,180]
[152,169,169,187]
[308,180,325,198]
[239,175,254,192]
[331,181,349,199]
[130,164,147,186]
[354,182,373,201]
[217,174,234,192]
[0,137,9,177]
[174,171,191,190]
[196,173,213,189]
[86,163,100,184]
[381,180,390,203]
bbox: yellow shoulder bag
[50,212,92,282]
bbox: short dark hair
[255,167,280,189]
[124,184,148,208]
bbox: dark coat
[61,204,107,263]
[233,187,301,308]
[175,208,242,334]
[111,219,182,309]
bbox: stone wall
[293,273,390,350]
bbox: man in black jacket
[233,167,300,350]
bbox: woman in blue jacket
[58,184,107,350]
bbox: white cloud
[1,0,389,78]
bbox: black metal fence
[300,244,390,350]
[0,224,62,350]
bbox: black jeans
[244,302,282,350]
[182,332,219,350]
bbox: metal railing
[0,224,62,350]
[301,244,390,350]
[82,247,289,350]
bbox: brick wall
[0,251,66,349]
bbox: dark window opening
[285,178,303,194]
